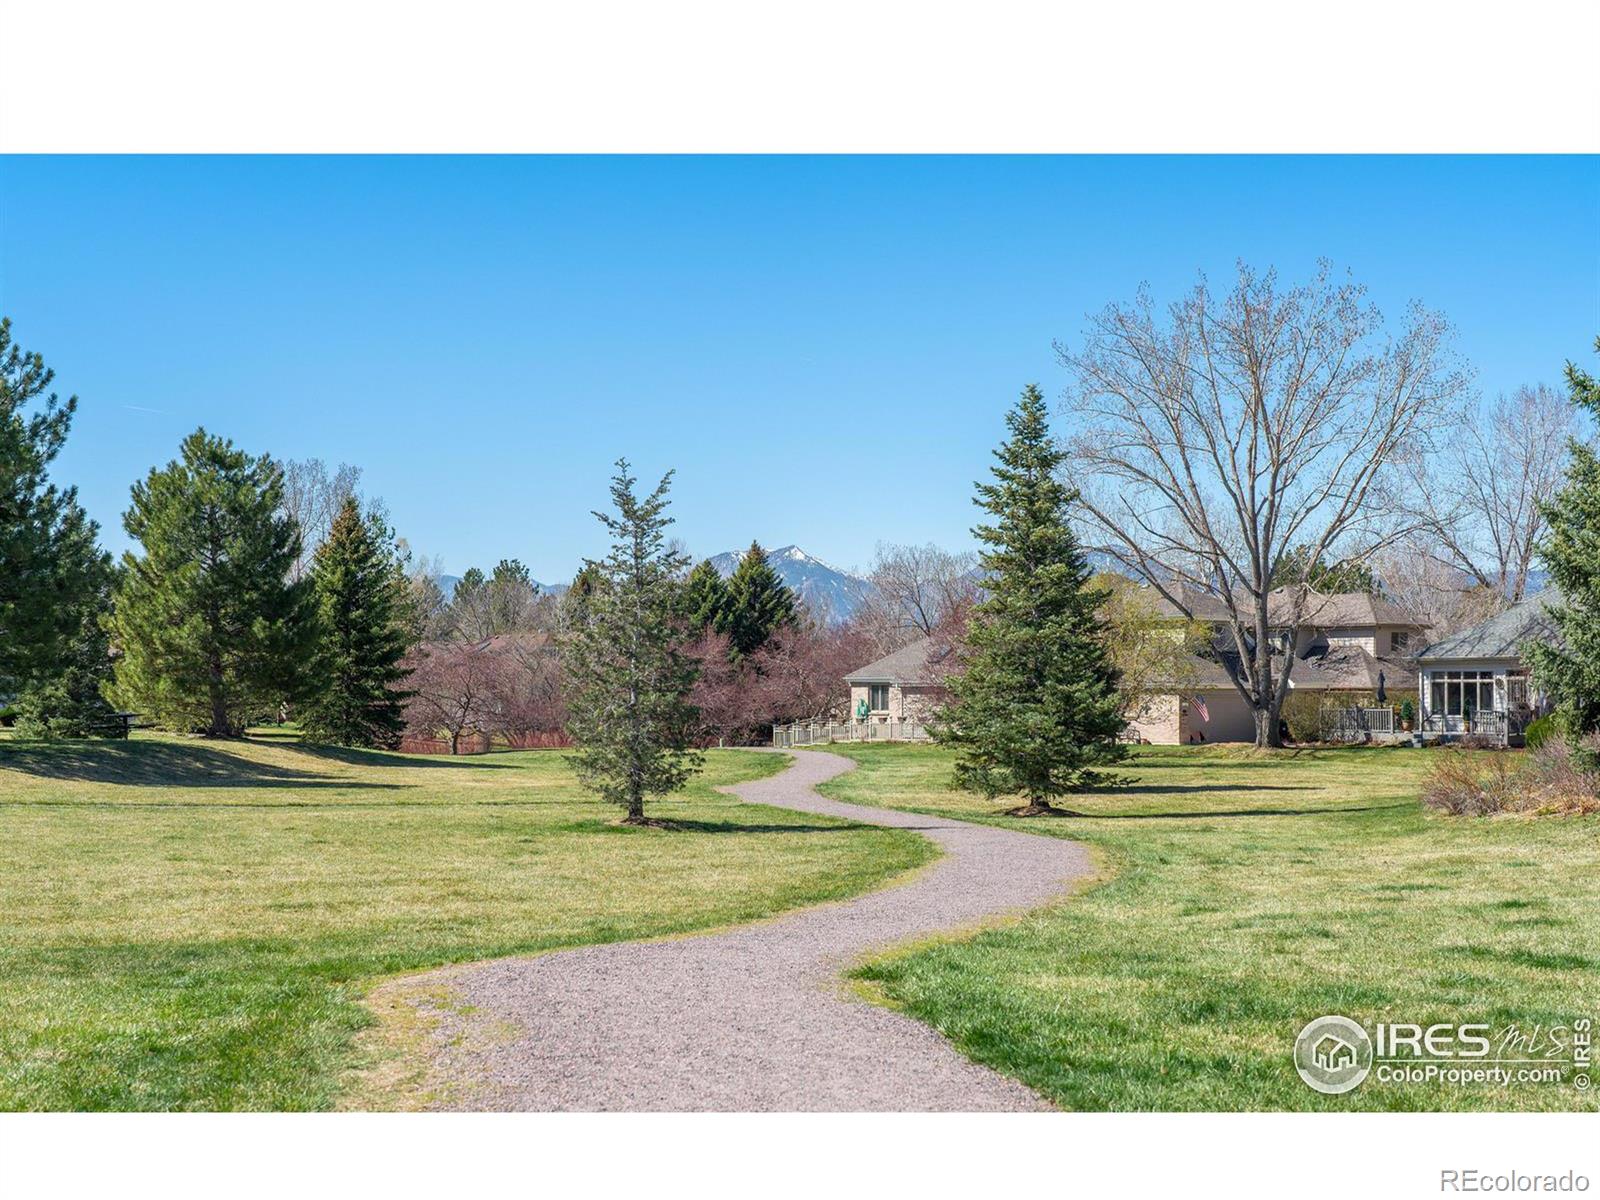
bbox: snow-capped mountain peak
[706,544,870,624]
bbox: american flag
[1192,694,1210,723]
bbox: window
[1428,670,1497,717]
[1507,672,1530,710]
[868,684,890,712]
[1391,630,1409,652]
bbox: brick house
[843,639,952,727]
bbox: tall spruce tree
[108,428,313,737]
[299,497,415,747]
[682,558,730,631]
[937,385,1125,813]
[0,318,112,706]
[1530,336,1600,764]
[719,541,797,656]
[561,461,701,823]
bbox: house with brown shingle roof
[1115,586,1430,744]
[838,587,1434,745]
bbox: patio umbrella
[1376,671,1387,704]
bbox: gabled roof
[1274,589,1419,628]
[1164,652,1240,690]
[1142,582,1235,623]
[1417,593,1562,663]
[1185,645,1411,694]
[845,637,950,685]
[1288,644,1412,692]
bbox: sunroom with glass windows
[1414,593,1558,745]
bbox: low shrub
[1523,714,1556,750]
[1280,692,1326,743]
[1520,737,1600,815]
[1422,736,1600,816]
[1421,752,1522,815]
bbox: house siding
[847,682,939,724]
[1132,689,1257,744]
[1129,694,1181,744]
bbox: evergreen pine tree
[0,318,112,704]
[936,385,1126,813]
[561,461,702,823]
[299,497,415,748]
[488,558,538,633]
[681,558,730,631]
[107,428,314,737]
[14,556,117,738]
[719,541,797,657]
[1530,336,1600,764]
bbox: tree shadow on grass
[290,743,516,771]
[621,817,884,835]
[0,736,518,788]
[0,740,387,789]
[1106,783,1318,795]
[1013,801,1413,821]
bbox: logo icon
[1295,1015,1373,1094]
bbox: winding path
[400,748,1093,1110]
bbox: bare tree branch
[1057,261,1466,747]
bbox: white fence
[772,720,932,747]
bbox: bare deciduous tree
[688,619,878,745]
[1424,384,1582,602]
[856,541,979,656]
[402,639,506,754]
[405,552,454,640]
[281,458,362,580]
[1057,262,1466,747]
[1372,533,1513,639]
[492,635,567,745]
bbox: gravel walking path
[399,748,1093,1110]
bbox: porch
[1417,709,1533,746]
[1322,703,1530,746]
[1418,662,1539,747]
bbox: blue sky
[2,156,1596,583]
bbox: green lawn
[0,732,933,1111]
[820,742,1600,1112]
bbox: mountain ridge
[436,545,869,621]
[707,544,870,624]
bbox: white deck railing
[772,719,932,747]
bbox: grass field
[819,743,1600,1112]
[0,732,934,1111]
